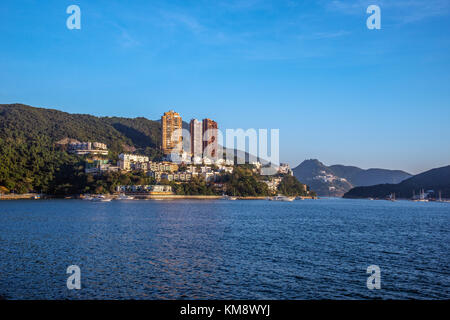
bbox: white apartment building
[118,153,149,171]
[68,141,108,156]
[278,163,293,176]
[190,119,203,158]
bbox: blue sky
[1,0,449,174]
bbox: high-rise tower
[190,119,202,158]
[202,118,218,159]
[161,110,182,155]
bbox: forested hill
[344,165,450,199]
[0,103,162,156]
[0,103,162,193]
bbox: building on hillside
[264,177,283,192]
[161,110,183,155]
[116,185,173,194]
[160,172,193,182]
[165,151,192,164]
[85,159,118,175]
[201,171,220,182]
[148,171,163,181]
[202,118,218,160]
[192,156,203,165]
[68,141,108,156]
[278,163,293,176]
[118,153,149,171]
[147,161,179,172]
[224,159,234,166]
[202,157,213,165]
[190,119,203,158]
[200,166,212,173]
[218,166,234,174]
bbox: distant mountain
[330,165,411,186]
[344,165,450,199]
[293,159,411,197]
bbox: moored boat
[92,195,112,202]
[269,195,295,202]
[221,194,237,200]
[116,193,134,200]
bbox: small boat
[412,189,429,202]
[92,195,112,202]
[269,195,295,202]
[221,195,237,200]
[387,193,396,202]
[116,194,134,200]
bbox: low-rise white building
[278,163,293,175]
[118,153,149,171]
[264,177,283,192]
[68,141,108,156]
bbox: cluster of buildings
[117,152,233,182]
[117,154,179,172]
[77,110,293,191]
[278,163,293,176]
[85,159,119,174]
[264,177,283,192]
[313,170,347,183]
[161,110,219,164]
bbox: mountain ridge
[344,165,450,199]
[293,159,412,196]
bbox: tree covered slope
[0,103,162,193]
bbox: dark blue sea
[0,198,448,299]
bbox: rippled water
[0,199,449,299]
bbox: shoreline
[0,194,318,201]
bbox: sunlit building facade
[161,110,183,155]
[202,118,218,159]
[190,119,203,158]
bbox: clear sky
[1,0,449,174]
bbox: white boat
[221,195,237,200]
[387,193,396,202]
[92,195,112,202]
[412,189,429,202]
[116,194,134,200]
[269,195,295,202]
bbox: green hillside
[0,103,162,193]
